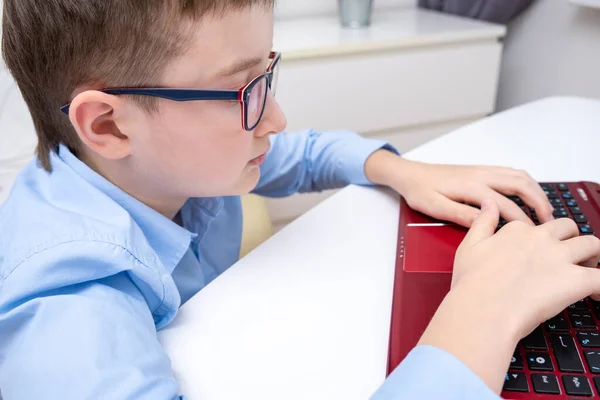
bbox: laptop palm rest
[404,224,467,273]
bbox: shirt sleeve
[0,242,183,400]
[370,345,501,400]
[252,129,398,197]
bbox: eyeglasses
[61,51,281,131]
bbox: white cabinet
[277,42,502,134]
[268,8,506,229]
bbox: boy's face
[76,6,286,213]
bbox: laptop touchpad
[403,224,467,273]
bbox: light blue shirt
[0,129,499,399]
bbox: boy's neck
[79,151,187,220]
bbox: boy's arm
[371,346,501,400]
[0,243,182,400]
[252,129,396,197]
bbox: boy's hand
[365,150,554,227]
[454,199,600,338]
[418,199,600,394]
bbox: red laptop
[388,181,600,399]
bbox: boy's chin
[188,169,261,198]
[230,169,262,196]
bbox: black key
[554,208,569,218]
[551,198,563,207]
[523,327,548,350]
[584,350,600,374]
[531,373,560,394]
[546,191,559,199]
[529,210,539,223]
[503,372,529,392]
[558,183,569,191]
[563,375,593,396]
[570,206,583,215]
[540,183,554,191]
[546,315,571,333]
[578,331,600,348]
[508,196,524,205]
[510,351,524,370]
[568,299,590,311]
[526,352,554,371]
[551,334,585,372]
[595,377,600,395]
[593,304,600,320]
[579,225,594,235]
[566,199,578,207]
[574,214,588,224]
[497,217,508,231]
[563,192,574,200]
[569,312,597,329]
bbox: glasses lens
[247,76,268,130]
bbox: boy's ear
[68,90,131,160]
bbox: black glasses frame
[60,51,281,131]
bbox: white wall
[275,0,416,20]
[496,0,600,111]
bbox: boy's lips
[249,154,266,166]
[249,147,270,166]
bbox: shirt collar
[56,144,196,272]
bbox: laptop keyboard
[502,183,599,397]
[498,183,595,237]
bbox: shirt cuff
[336,134,399,186]
[371,345,501,400]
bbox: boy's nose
[254,91,287,137]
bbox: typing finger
[488,173,554,223]
[561,235,600,265]
[539,218,580,241]
[461,199,499,245]
[414,192,481,228]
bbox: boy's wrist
[418,290,520,394]
[364,149,409,187]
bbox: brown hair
[2,0,274,171]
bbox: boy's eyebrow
[216,57,263,78]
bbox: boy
[1,1,599,399]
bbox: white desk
[158,97,600,399]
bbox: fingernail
[481,200,492,211]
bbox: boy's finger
[562,235,600,265]
[416,193,480,228]
[540,218,580,241]
[489,175,554,223]
[578,267,600,302]
[486,190,533,225]
[462,199,499,245]
[516,183,555,223]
